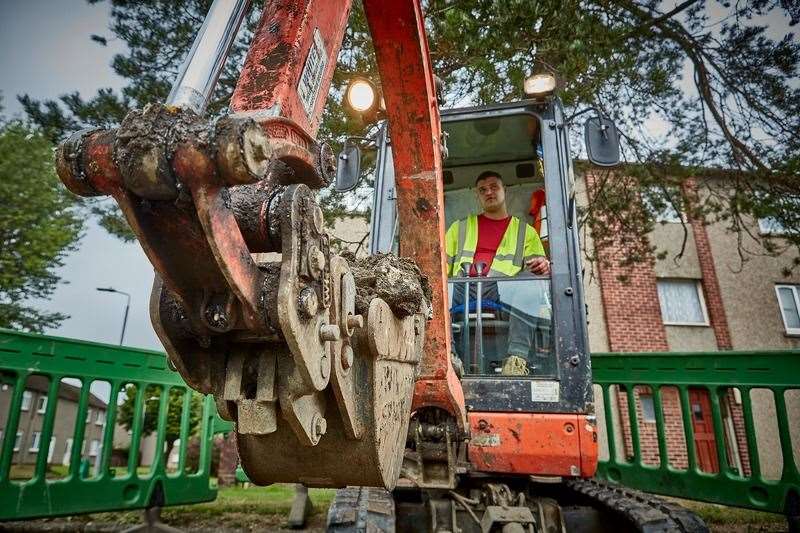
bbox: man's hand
[526,256,550,276]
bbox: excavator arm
[54,0,463,489]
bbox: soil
[342,252,432,318]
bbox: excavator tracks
[564,479,709,533]
[327,487,395,533]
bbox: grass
[3,483,786,531]
[673,498,786,528]
[6,484,336,531]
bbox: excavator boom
[54,0,460,489]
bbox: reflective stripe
[513,220,527,268]
[457,218,467,257]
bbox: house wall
[705,219,800,351]
[576,177,610,354]
[649,221,720,352]
[0,384,107,467]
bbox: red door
[689,388,719,473]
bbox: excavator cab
[367,98,593,436]
[335,95,708,533]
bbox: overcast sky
[1,0,162,351]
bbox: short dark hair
[475,170,503,186]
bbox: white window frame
[47,436,56,463]
[29,431,41,453]
[86,407,93,423]
[96,410,105,426]
[89,439,100,457]
[775,284,800,335]
[14,432,23,452]
[62,438,73,466]
[21,390,32,411]
[657,279,710,327]
[36,395,48,414]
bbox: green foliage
[0,113,83,332]
[116,384,203,457]
[19,0,800,269]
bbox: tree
[20,0,800,270]
[116,384,204,462]
[0,105,83,332]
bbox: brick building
[580,172,800,477]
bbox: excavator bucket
[53,0,445,489]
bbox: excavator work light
[345,78,379,113]
[524,73,557,97]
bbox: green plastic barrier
[0,329,227,520]
[593,350,800,519]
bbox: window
[89,439,100,457]
[62,438,73,466]
[758,217,789,235]
[86,408,93,423]
[36,395,47,414]
[14,432,22,452]
[776,285,800,335]
[47,437,56,463]
[639,394,656,422]
[96,410,105,426]
[29,431,41,452]
[642,186,682,224]
[21,390,32,411]
[657,279,709,326]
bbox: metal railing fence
[0,329,227,520]
[593,350,800,519]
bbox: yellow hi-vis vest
[445,215,546,277]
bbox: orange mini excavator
[55,1,707,531]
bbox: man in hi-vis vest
[445,171,551,375]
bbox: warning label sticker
[531,381,560,403]
[471,433,501,447]
[298,28,327,116]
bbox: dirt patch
[342,252,432,318]
[113,103,210,200]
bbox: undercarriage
[329,479,709,533]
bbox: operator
[445,171,550,375]
[445,171,550,278]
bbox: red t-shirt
[470,214,511,276]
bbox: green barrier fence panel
[593,350,800,518]
[0,329,227,521]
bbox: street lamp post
[96,287,131,346]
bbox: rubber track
[327,487,395,533]
[565,478,709,533]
